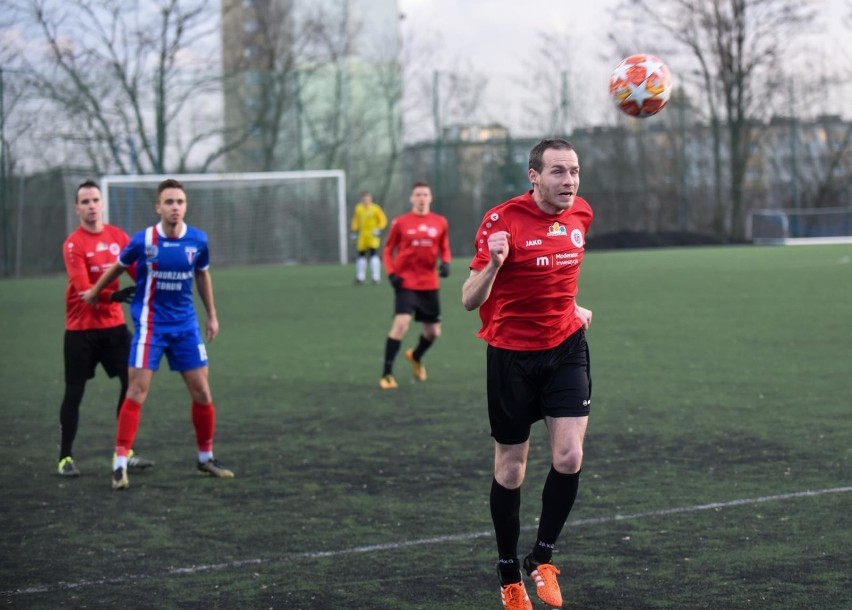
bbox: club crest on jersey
[185,246,198,264]
[109,243,121,255]
[547,222,567,237]
[145,245,159,260]
[571,228,584,248]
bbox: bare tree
[615,0,816,239]
[13,0,222,174]
[221,0,406,205]
[518,30,591,137]
[221,0,302,172]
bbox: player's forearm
[462,265,499,311]
[89,264,124,297]
[195,271,217,320]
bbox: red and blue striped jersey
[118,222,210,333]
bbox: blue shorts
[129,326,208,372]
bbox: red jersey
[469,192,594,351]
[383,211,451,291]
[63,224,133,331]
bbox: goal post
[101,170,349,265]
[748,207,852,245]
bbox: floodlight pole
[0,66,8,276]
[678,88,688,231]
[789,83,799,210]
[432,71,442,204]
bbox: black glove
[439,262,450,278]
[388,274,403,291]
[110,286,136,303]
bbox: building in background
[221,0,402,188]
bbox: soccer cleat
[197,458,235,478]
[524,554,563,608]
[404,349,427,381]
[112,467,129,490]
[127,450,155,471]
[57,457,81,477]
[500,581,533,610]
[379,374,398,389]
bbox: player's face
[156,188,187,227]
[529,148,580,214]
[75,187,104,229]
[361,193,371,204]
[410,186,432,216]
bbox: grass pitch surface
[1,245,850,609]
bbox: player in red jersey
[462,139,594,610]
[57,180,153,476]
[378,181,451,389]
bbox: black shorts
[357,248,378,257]
[64,325,131,384]
[487,328,591,445]
[393,289,442,323]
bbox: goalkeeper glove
[110,286,136,303]
[388,274,403,291]
[439,262,450,278]
[349,232,358,242]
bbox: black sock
[491,478,522,583]
[412,334,433,362]
[116,372,129,418]
[383,338,401,376]
[59,381,86,459]
[532,467,580,564]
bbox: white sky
[398,0,852,136]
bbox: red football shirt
[383,211,451,291]
[469,192,594,351]
[63,224,133,331]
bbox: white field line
[3,486,850,597]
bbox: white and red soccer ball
[609,54,672,118]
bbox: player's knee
[392,319,410,337]
[62,381,86,405]
[495,457,527,489]
[126,384,149,404]
[553,447,583,474]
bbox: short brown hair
[529,139,576,173]
[411,180,430,191]
[75,180,100,202]
[157,178,184,195]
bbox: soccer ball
[609,54,672,118]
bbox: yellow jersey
[350,201,388,251]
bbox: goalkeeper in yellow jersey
[350,191,388,284]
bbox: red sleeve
[470,209,511,271]
[382,219,400,275]
[63,236,90,293]
[440,217,451,264]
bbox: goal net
[101,170,348,265]
[748,207,852,245]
